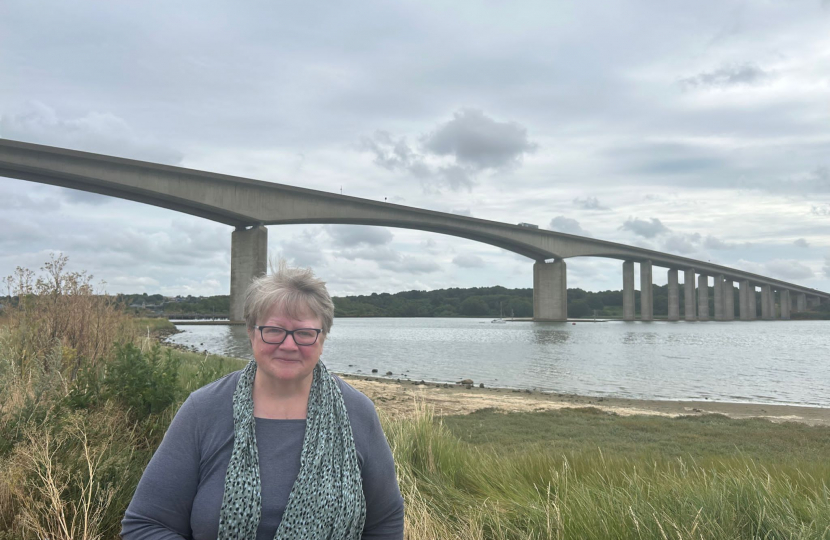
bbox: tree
[460,297,489,316]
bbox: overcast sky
[2,0,829,298]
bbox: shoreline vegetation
[46,283,830,320]
[2,257,829,539]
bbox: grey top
[121,371,404,540]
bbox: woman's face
[249,307,325,388]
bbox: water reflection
[532,329,570,345]
[167,319,830,407]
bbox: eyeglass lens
[260,327,319,345]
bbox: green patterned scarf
[217,359,366,539]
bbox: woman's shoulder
[332,375,383,434]
[185,369,242,412]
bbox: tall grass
[2,256,829,539]
[384,405,830,539]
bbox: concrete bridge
[1,138,827,321]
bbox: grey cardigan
[121,370,405,539]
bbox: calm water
[167,318,830,408]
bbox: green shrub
[101,343,181,419]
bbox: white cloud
[549,216,592,237]
[325,225,393,246]
[452,254,485,268]
[764,259,814,280]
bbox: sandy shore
[337,374,830,427]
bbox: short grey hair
[243,261,334,335]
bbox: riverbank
[338,373,830,426]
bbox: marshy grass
[385,405,830,539]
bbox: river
[166,318,830,408]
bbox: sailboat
[491,302,507,324]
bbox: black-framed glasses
[254,326,322,346]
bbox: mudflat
[338,373,830,426]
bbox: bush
[101,343,181,420]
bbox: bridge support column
[723,279,735,321]
[623,261,635,321]
[761,285,773,320]
[714,275,724,321]
[230,225,268,322]
[667,269,679,321]
[780,290,791,320]
[684,269,696,321]
[640,260,653,321]
[533,259,567,321]
[698,275,709,321]
[739,280,752,320]
[748,286,757,320]
[796,293,807,312]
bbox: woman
[121,263,405,539]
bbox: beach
[338,373,830,426]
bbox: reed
[383,405,830,540]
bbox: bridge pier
[748,286,757,320]
[698,275,709,321]
[713,275,724,321]
[723,279,735,321]
[761,285,773,320]
[780,289,791,320]
[795,293,807,312]
[533,259,567,321]
[230,225,268,322]
[623,261,635,321]
[667,269,679,321]
[739,280,752,320]
[684,268,696,321]
[640,260,653,321]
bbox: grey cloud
[338,245,439,274]
[452,254,484,268]
[680,63,769,89]
[824,255,830,278]
[549,216,592,237]
[755,166,830,195]
[619,217,669,238]
[339,246,400,262]
[0,190,61,212]
[0,101,183,165]
[608,143,727,180]
[62,190,112,206]
[279,229,327,267]
[764,259,814,280]
[662,233,701,255]
[703,235,747,250]
[378,255,440,274]
[325,225,393,246]
[360,109,534,193]
[811,204,830,216]
[360,131,471,192]
[793,238,810,248]
[438,165,474,191]
[573,196,608,210]
[359,131,425,175]
[422,109,537,170]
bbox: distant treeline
[4,286,826,319]
[333,284,693,318]
[333,285,830,318]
